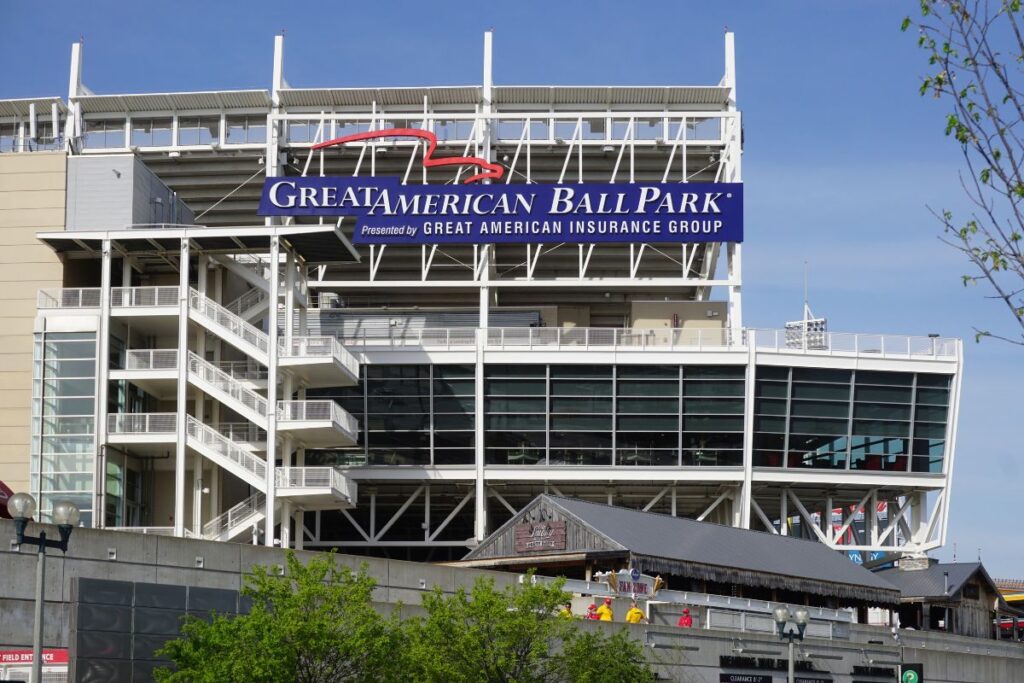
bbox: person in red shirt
[677,607,693,628]
[585,603,600,620]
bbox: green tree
[154,552,402,683]
[904,1,1024,344]
[403,573,655,683]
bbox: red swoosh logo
[312,128,504,184]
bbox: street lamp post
[7,492,80,683]
[773,605,810,683]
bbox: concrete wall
[1,519,1021,682]
[66,155,192,231]
[0,152,66,494]
[630,300,727,329]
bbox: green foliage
[154,552,402,683]
[154,561,657,683]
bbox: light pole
[773,605,810,683]
[7,492,80,683]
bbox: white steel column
[739,330,756,528]
[264,236,281,546]
[192,255,208,536]
[475,29,493,551]
[174,239,190,537]
[723,31,743,334]
[65,41,83,149]
[266,34,285,226]
[94,239,112,526]
[939,342,963,546]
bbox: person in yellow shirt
[596,597,614,621]
[558,602,574,619]
[625,599,647,624]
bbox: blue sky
[3,1,1020,577]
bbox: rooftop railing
[37,288,101,309]
[122,349,178,371]
[277,400,359,435]
[107,412,176,435]
[110,286,179,308]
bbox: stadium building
[0,32,962,562]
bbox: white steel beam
[374,485,424,541]
[429,490,474,541]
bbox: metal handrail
[186,416,267,482]
[187,352,268,418]
[188,288,269,354]
[107,412,176,434]
[279,335,360,377]
[123,349,178,371]
[202,492,265,539]
[224,287,268,316]
[277,400,359,435]
[106,526,193,537]
[216,360,269,381]
[37,288,102,309]
[212,421,267,444]
[110,286,179,308]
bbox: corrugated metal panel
[76,90,271,113]
[0,97,67,117]
[279,87,480,109]
[304,310,540,337]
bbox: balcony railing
[277,400,359,434]
[107,412,176,435]
[37,288,101,309]
[336,326,960,360]
[122,349,178,371]
[202,492,265,540]
[188,288,269,354]
[111,286,179,308]
[187,352,268,419]
[279,335,360,377]
[275,466,354,500]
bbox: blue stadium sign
[258,177,743,245]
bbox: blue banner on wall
[258,177,743,245]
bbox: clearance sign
[257,129,743,246]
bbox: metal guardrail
[202,492,265,539]
[212,421,267,444]
[224,287,268,316]
[110,286,179,308]
[106,526,193,538]
[107,412,176,434]
[187,352,268,418]
[277,400,359,435]
[275,466,354,500]
[704,608,844,640]
[337,326,960,360]
[216,360,269,382]
[37,288,101,309]
[123,349,177,370]
[279,335,360,377]
[187,417,267,483]
[188,288,269,354]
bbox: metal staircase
[186,416,267,489]
[224,286,270,321]
[201,492,277,542]
[187,288,270,364]
[186,352,269,428]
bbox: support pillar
[95,239,112,527]
[264,236,280,546]
[174,239,190,537]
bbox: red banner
[0,649,69,665]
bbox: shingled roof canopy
[875,562,993,601]
[464,494,899,605]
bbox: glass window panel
[549,449,612,466]
[617,431,677,448]
[682,415,743,431]
[487,431,546,448]
[550,415,611,431]
[45,341,96,358]
[856,371,914,386]
[42,416,94,435]
[178,119,200,145]
[434,449,475,465]
[914,422,947,439]
[916,387,950,405]
[854,403,911,420]
[47,397,94,416]
[366,414,429,430]
[367,432,430,448]
[45,378,95,396]
[913,438,945,456]
[755,398,786,416]
[616,380,679,397]
[246,121,266,143]
[755,381,787,398]
[367,379,429,395]
[550,431,612,448]
[368,449,429,465]
[755,416,786,433]
[617,397,678,413]
[683,380,744,397]
[682,450,742,466]
[486,379,546,395]
[550,365,612,378]
[617,414,678,430]
[198,117,219,144]
[152,120,172,146]
[914,405,948,422]
[684,433,743,449]
[41,452,94,473]
[616,450,679,466]
[617,365,678,379]
[787,450,847,469]
[789,417,848,435]
[851,435,908,456]
[130,120,152,146]
[911,455,943,473]
[754,452,784,467]
[433,396,474,413]
[790,400,849,418]
[487,414,545,430]
[792,368,851,383]
[435,365,475,378]
[485,364,545,378]
[916,374,951,388]
[226,117,247,143]
[433,379,475,395]
[684,398,744,414]
[855,385,913,403]
[550,396,613,413]
[486,449,545,465]
[550,379,612,396]
[685,366,744,379]
[41,435,94,454]
[434,432,474,448]
[433,414,474,430]
[368,365,430,379]
[366,397,429,413]
[792,383,850,400]
[852,420,910,437]
[754,433,785,450]
[757,366,789,380]
[40,472,94,491]
[486,397,545,413]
